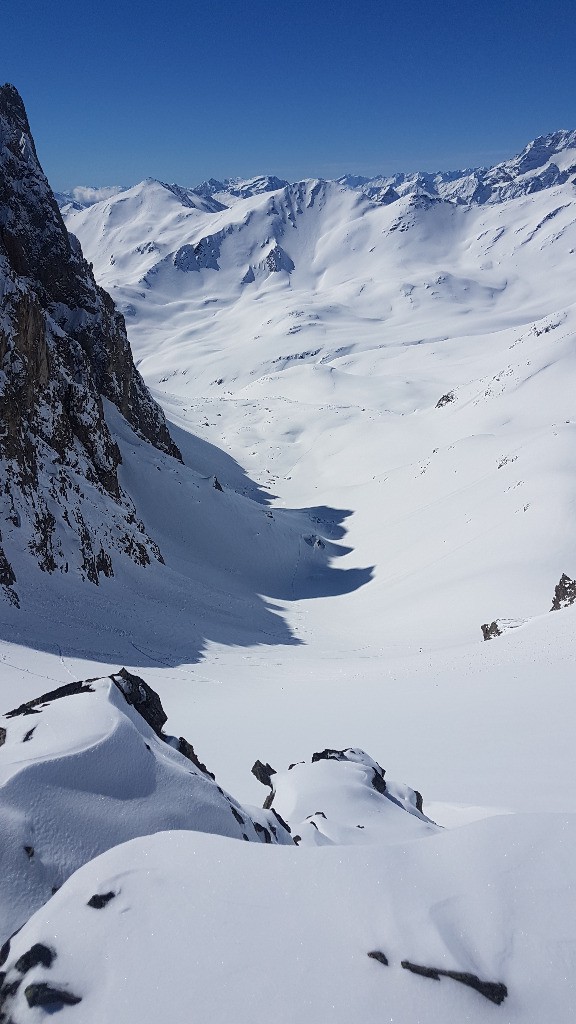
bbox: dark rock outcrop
[252,759,278,809]
[367,950,389,966]
[401,960,507,1005]
[0,84,182,605]
[14,944,55,973]
[110,668,167,736]
[550,573,576,611]
[251,759,276,788]
[370,768,387,794]
[311,749,387,794]
[87,892,116,909]
[436,391,455,408]
[481,621,502,641]
[311,748,355,763]
[24,982,82,1008]
[6,679,96,718]
[175,737,216,779]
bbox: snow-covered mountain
[61,129,576,652]
[2,85,576,1024]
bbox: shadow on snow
[0,424,373,670]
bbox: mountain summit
[0,84,181,606]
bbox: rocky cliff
[0,84,181,606]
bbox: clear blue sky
[3,0,575,190]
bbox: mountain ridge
[57,127,576,214]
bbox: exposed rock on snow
[435,390,455,407]
[481,621,502,640]
[24,982,82,1009]
[550,573,576,611]
[264,747,436,845]
[251,758,276,788]
[13,942,55,973]
[86,891,115,909]
[175,737,216,779]
[109,667,167,735]
[252,758,277,808]
[0,669,292,942]
[0,84,181,605]
[481,618,527,641]
[367,949,389,966]
[400,960,507,1005]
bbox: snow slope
[2,814,575,1023]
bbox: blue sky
[3,0,576,190]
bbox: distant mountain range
[56,128,576,213]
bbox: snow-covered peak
[193,173,290,206]
[226,174,290,198]
[499,128,576,178]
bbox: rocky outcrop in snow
[550,572,576,611]
[253,746,435,845]
[0,84,182,604]
[0,669,292,942]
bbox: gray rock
[24,982,82,1008]
[550,573,576,611]
[481,621,502,641]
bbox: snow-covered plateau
[1,83,576,1021]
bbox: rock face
[0,84,181,605]
[550,573,576,611]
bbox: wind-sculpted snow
[0,669,292,943]
[1,813,574,1023]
